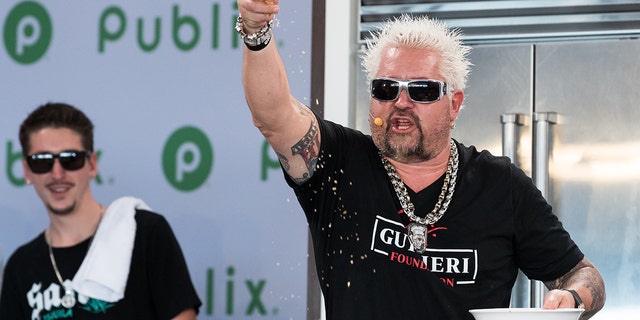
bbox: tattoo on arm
[289,121,319,183]
[277,104,320,185]
[277,152,290,171]
[544,258,606,319]
[278,152,309,184]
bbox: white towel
[72,196,150,302]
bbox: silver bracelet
[235,15,274,51]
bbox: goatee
[376,116,434,163]
[47,203,75,216]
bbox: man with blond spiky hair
[235,1,605,319]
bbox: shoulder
[456,141,512,174]
[133,209,174,236]
[316,114,371,145]
[455,140,536,192]
[134,208,168,224]
[3,233,44,267]
[130,209,184,258]
[317,116,377,163]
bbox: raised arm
[237,0,320,184]
[542,257,606,319]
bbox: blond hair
[361,14,472,91]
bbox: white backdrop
[0,0,312,318]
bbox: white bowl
[469,308,584,320]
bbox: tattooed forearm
[544,259,595,290]
[581,292,605,319]
[544,258,606,319]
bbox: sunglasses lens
[371,79,399,101]
[408,81,442,102]
[26,151,88,174]
[27,155,54,174]
[58,151,87,171]
[372,79,445,103]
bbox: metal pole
[531,112,558,307]
[501,113,530,308]
[501,113,528,161]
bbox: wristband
[563,289,585,309]
[235,15,273,51]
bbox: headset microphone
[369,113,384,127]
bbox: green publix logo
[205,266,277,317]
[3,1,248,65]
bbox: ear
[88,151,99,178]
[450,89,464,121]
[22,159,32,184]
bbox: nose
[395,88,414,109]
[49,159,66,178]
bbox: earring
[25,179,31,185]
[450,121,456,129]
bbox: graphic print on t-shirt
[370,215,478,286]
[26,279,115,319]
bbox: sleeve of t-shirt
[510,166,584,281]
[282,113,374,233]
[145,213,202,318]
[0,252,28,319]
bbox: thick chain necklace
[380,139,459,253]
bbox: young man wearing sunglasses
[0,103,201,319]
[236,0,605,319]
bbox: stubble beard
[380,132,430,163]
[47,202,76,216]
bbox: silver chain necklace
[46,204,104,309]
[380,139,459,253]
[47,232,77,309]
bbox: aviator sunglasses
[26,150,91,174]
[371,78,448,103]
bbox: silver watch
[235,15,274,49]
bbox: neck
[47,200,105,247]
[386,144,451,192]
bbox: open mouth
[391,117,416,132]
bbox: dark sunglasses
[26,150,91,174]
[371,78,448,103]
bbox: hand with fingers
[237,0,280,34]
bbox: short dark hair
[19,102,94,156]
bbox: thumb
[542,289,575,309]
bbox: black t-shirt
[286,116,584,320]
[0,210,201,319]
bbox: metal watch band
[564,289,585,309]
[235,15,274,50]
